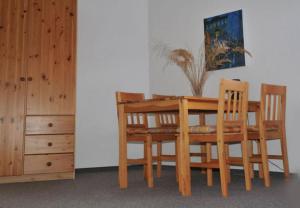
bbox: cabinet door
[0,0,26,176]
[25,0,76,115]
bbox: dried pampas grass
[153,39,251,96]
[153,42,208,96]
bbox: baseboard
[75,165,292,176]
[1,166,293,184]
[75,165,145,173]
[0,172,74,184]
[76,166,119,173]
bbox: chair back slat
[238,92,242,118]
[226,91,232,120]
[152,94,179,128]
[130,113,134,124]
[273,94,279,120]
[116,91,148,129]
[136,113,141,125]
[232,91,238,120]
[261,84,286,122]
[277,95,282,120]
[218,79,249,135]
[267,94,271,120]
[224,93,247,121]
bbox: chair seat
[247,126,259,132]
[247,125,279,132]
[188,125,217,134]
[127,125,279,135]
[127,128,148,134]
[127,127,177,135]
[184,125,241,134]
[148,127,177,134]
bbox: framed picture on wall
[204,10,246,71]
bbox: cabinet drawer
[25,116,75,135]
[25,135,74,154]
[24,154,74,174]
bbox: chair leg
[260,138,271,187]
[119,144,128,188]
[143,143,147,180]
[280,126,290,177]
[118,104,128,189]
[224,144,231,184]
[119,146,128,189]
[257,141,264,179]
[206,143,213,187]
[146,135,154,188]
[201,144,207,174]
[175,140,179,182]
[157,142,162,178]
[217,141,228,197]
[241,141,252,191]
[248,141,255,179]
[176,136,182,193]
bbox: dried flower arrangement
[154,40,251,96]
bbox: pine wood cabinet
[0,0,76,183]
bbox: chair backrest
[116,91,148,129]
[152,94,179,128]
[217,79,249,136]
[260,84,286,127]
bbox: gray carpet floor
[0,166,299,208]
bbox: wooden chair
[116,92,153,188]
[248,84,289,187]
[187,79,252,197]
[151,94,179,178]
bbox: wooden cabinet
[25,116,75,135]
[0,0,76,183]
[24,154,74,174]
[0,0,26,177]
[25,135,74,154]
[25,0,76,115]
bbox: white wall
[76,0,300,173]
[77,0,149,168]
[149,0,300,173]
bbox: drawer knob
[48,142,53,147]
[46,162,52,167]
[48,123,53,127]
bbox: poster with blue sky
[204,10,245,71]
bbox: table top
[118,96,260,113]
[117,96,216,104]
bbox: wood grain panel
[0,0,26,176]
[25,0,76,115]
[0,172,74,184]
[25,135,74,154]
[25,116,75,135]
[24,154,74,174]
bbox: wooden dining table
[117,96,260,196]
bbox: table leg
[255,111,263,178]
[157,142,162,178]
[257,141,264,179]
[175,139,179,182]
[248,141,255,179]
[206,143,213,186]
[199,113,207,174]
[118,104,128,188]
[179,99,191,196]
